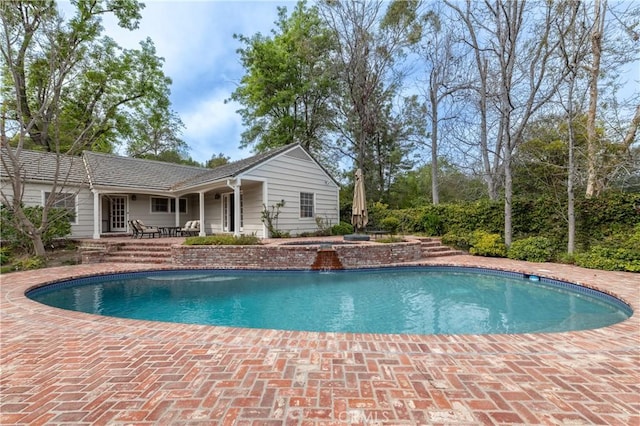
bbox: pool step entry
[311,246,344,270]
[417,237,465,258]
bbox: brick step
[422,249,465,257]
[109,250,170,258]
[106,256,170,264]
[417,237,465,258]
[415,237,442,243]
[113,245,171,253]
[421,245,452,252]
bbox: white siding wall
[127,194,199,229]
[203,192,222,234]
[243,148,339,236]
[240,182,264,237]
[1,182,94,238]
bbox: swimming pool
[28,267,632,335]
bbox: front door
[110,196,126,232]
[223,193,235,232]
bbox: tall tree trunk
[585,0,605,198]
[430,84,439,205]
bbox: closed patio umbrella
[351,168,368,233]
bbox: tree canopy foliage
[1,0,185,158]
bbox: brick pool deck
[1,256,638,425]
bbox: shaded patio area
[1,257,638,424]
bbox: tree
[583,0,640,197]
[446,0,569,247]
[0,0,176,256]
[319,0,421,205]
[229,1,336,154]
[206,153,230,168]
[410,2,471,205]
[126,104,189,162]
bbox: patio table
[159,226,181,237]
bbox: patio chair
[180,220,200,236]
[133,220,161,238]
[128,220,140,238]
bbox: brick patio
[1,256,638,425]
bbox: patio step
[416,237,465,258]
[104,241,173,264]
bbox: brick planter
[171,241,423,269]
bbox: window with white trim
[44,191,77,223]
[300,192,314,218]
[151,197,187,213]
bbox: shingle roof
[82,151,209,191]
[1,148,87,185]
[83,143,300,191]
[3,143,318,193]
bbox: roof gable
[172,143,305,190]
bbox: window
[300,192,314,218]
[44,191,77,223]
[151,197,169,213]
[151,197,187,213]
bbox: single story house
[1,144,340,239]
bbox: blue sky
[63,1,292,162]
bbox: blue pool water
[28,267,632,335]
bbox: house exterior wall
[240,181,265,237]
[3,145,340,240]
[243,148,339,237]
[1,182,95,238]
[125,194,200,229]
[203,192,222,234]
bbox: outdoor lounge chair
[133,220,161,238]
[129,220,140,238]
[180,220,200,236]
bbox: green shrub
[0,246,11,265]
[380,216,401,235]
[508,236,556,262]
[184,235,261,246]
[575,246,640,272]
[469,231,507,257]
[377,236,405,243]
[13,256,47,271]
[0,205,72,254]
[331,221,354,235]
[367,201,390,230]
[421,212,444,236]
[441,232,471,251]
[555,252,576,265]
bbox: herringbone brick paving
[1,257,638,425]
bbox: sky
[62,0,293,162]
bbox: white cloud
[181,90,250,161]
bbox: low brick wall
[171,241,423,269]
[334,242,422,268]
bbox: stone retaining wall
[171,241,423,269]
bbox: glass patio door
[110,196,126,232]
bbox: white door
[110,196,127,232]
